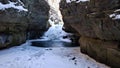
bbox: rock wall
[0,0,50,49]
[60,0,120,68]
[24,0,50,39]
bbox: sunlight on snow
[0,0,28,11]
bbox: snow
[109,14,116,18]
[0,42,110,68]
[60,38,72,42]
[114,14,120,19]
[41,22,72,41]
[0,0,28,11]
[66,0,89,3]
[47,0,64,25]
[41,0,72,42]
[109,13,120,19]
[114,9,120,12]
[18,0,25,6]
[109,9,120,19]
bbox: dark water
[31,41,79,47]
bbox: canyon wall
[0,0,50,49]
[60,0,120,68]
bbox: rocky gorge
[0,0,120,68]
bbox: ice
[42,23,71,41]
[41,0,72,42]
[0,42,110,68]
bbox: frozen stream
[0,0,110,68]
[0,41,110,68]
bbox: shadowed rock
[0,0,50,48]
[60,0,120,68]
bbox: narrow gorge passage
[30,0,73,47]
[0,0,111,68]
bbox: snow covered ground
[0,0,28,11]
[0,42,110,68]
[66,0,89,3]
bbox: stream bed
[0,41,110,68]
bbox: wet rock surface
[60,0,120,68]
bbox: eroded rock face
[0,0,50,48]
[80,37,120,68]
[25,0,50,39]
[60,0,120,40]
[60,0,120,67]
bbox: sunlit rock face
[60,0,120,68]
[0,0,50,48]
